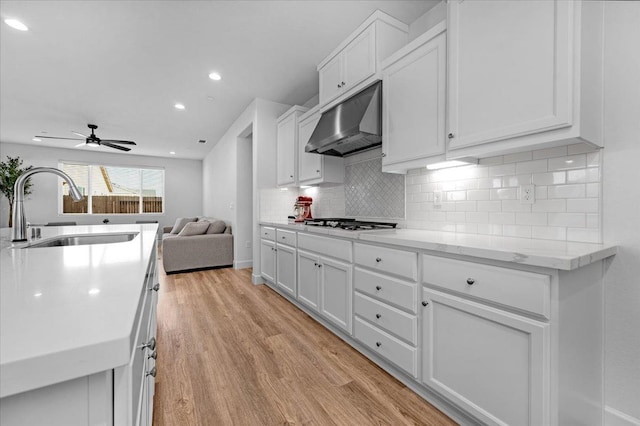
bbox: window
[60,162,164,214]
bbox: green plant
[0,156,33,227]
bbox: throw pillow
[177,221,210,236]
[206,220,226,234]
[170,217,197,234]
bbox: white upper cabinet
[317,11,408,112]
[277,105,308,187]
[297,106,344,185]
[381,22,447,174]
[447,0,604,158]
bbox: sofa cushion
[177,221,210,236]
[205,220,227,234]
[197,216,218,223]
[170,217,197,234]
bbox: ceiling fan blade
[74,142,86,148]
[37,136,84,141]
[100,139,136,145]
[102,142,131,152]
[72,131,88,138]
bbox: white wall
[602,2,640,424]
[0,142,202,230]
[408,1,446,42]
[235,134,253,268]
[202,98,289,273]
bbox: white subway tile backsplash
[466,189,490,200]
[503,225,532,238]
[533,146,568,159]
[567,228,600,243]
[566,168,599,183]
[548,155,587,171]
[491,188,518,200]
[586,214,600,229]
[567,198,599,213]
[548,213,586,227]
[466,211,489,223]
[532,226,567,241]
[532,199,566,212]
[567,143,598,155]
[446,191,467,201]
[479,155,504,166]
[455,201,477,212]
[548,184,586,199]
[501,200,532,212]
[515,159,547,174]
[477,201,502,212]
[477,223,504,236]
[447,212,466,222]
[504,151,533,163]
[489,163,516,176]
[532,171,566,185]
[502,174,533,187]
[535,186,548,200]
[587,151,601,167]
[586,183,600,198]
[456,223,478,234]
[490,212,516,224]
[477,177,504,189]
[516,212,547,226]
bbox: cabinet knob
[317,263,322,268]
[282,236,286,239]
[140,337,156,351]
[448,133,454,139]
[375,313,381,319]
[422,301,429,307]
[466,278,475,285]
[337,83,341,88]
[375,341,382,347]
[146,367,157,378]
[289,175,293,178]
[375,257,382,263]
[316,169,320,173]
[314,262,318,266]
[341,81,345,86]
[148,350,157,360]
[375,285,382,291]
[150,283,160,292]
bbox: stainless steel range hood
[305,81,381,157]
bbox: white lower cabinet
[260,239,276,284]
[421,287,548,426]
[297,249,320,310]
[276,243,296,296]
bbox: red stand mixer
[293,196,313,222]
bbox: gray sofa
[162,218,233,273]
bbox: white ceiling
[0,0,438,160]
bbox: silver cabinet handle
[375,342,382,347]
[150,283,160,292]
[337,83,341,88]
[375,313,381,319]
[140,337,156,351]
[375,257,382,263]
[317,263,322,268]
[341,81,345,86]
[146,367,157,378]
[148,350,157,360]
[466,278,475,285]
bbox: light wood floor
[152,262,456,426]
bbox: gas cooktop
[304,218,397,231]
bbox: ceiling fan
[36,124,137,152]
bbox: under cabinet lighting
[279,188,289,191]
[32,138,42,142]
[4,19,28,31]
[169,151,176,155]
[426,158,478,170]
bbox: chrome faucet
[12,167,84,242]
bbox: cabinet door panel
[383,32,446,165]
[421,288,548,426]
[448,0,572,149]
[319,55,343,105]
[298,111,323,183]
[297,250,319,311]
[260,240,276,283]
[343,26,376,91]
[320,257,352,333]
[277,114,296,185]
[276,244,296,297]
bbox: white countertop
[0,224,158,398]
[260,221,616,270]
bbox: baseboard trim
[252,273,265,285]
[606,406,640,426]
[233,259,253,269]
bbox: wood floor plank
[153,261,456,426]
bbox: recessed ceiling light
[174,103,185,110]
[169,151,176,155]
[208,72,222,81]
[32,137,42,142]
[4,19,28,31]
[88,288,100,295]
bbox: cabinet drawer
[354,317,417,377]
[354,243,417,281]
[261,226,275,241]
[355,292,417,345]
[298,233,352,262]
[276,229,297,246]
[422,254,551,318]
[354,267,416,313]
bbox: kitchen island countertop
[260,221,616,270]
[0,224,158,398]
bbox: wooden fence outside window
[63,195,163,214]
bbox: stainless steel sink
[23,232,139,248]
